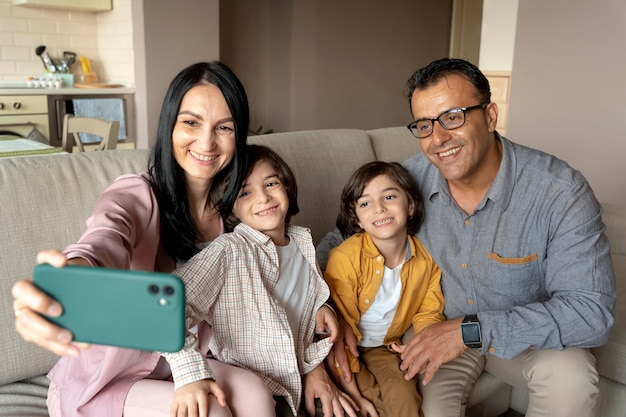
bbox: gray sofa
[1,127,624,417]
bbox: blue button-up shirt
[402,135,615,359]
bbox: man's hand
[304,364,358,417]
[391,318,466,385]
[325,313,358,383]
[170,379,227,417]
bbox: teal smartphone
[33,263,185,352]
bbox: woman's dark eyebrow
[177,110,202,118]
[177,111,234,125]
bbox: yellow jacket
[324,232,444,372]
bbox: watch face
[461,322,482,344]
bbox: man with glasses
[318,58,615,417]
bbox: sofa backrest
[367,126,421,163]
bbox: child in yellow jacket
[324,161,445,417]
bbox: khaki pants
[355,346,423,417]
[419,347,598,417]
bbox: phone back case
[33,264,185,352]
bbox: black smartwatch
[461,314,482,349]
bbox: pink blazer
[47,172,214,417]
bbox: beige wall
[508,0,626,206]
[221,0,453,133]
[479,0,517,71]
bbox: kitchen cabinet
[13,0,112,12]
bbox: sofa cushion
[0,375,49,417]
[0,150,150,386]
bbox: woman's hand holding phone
[12,249,85,357]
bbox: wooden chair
[61,114,120,153]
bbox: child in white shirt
[163,145,357,417]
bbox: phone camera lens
[163,286,175,296]
[148,284,160,295]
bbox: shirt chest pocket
[486,252,545,303]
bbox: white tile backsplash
[0,17,29,32]
[3,46,32,61]
[13,32,43,46]
[0,61,15,75]
[0,0,134,85]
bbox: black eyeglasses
[406,103,488,139]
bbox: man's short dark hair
[406,58,491,112]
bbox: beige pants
[419,347,598,417]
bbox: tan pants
[419,347,598,417]
[355,346,423,417]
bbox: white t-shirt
[357,262,404,347]
[275,237,310,342]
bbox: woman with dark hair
[11,62,276,416]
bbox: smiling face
[410,74,500,186]
[232,159,290,245]
[355,174,414,245]
[172,83,236,188]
